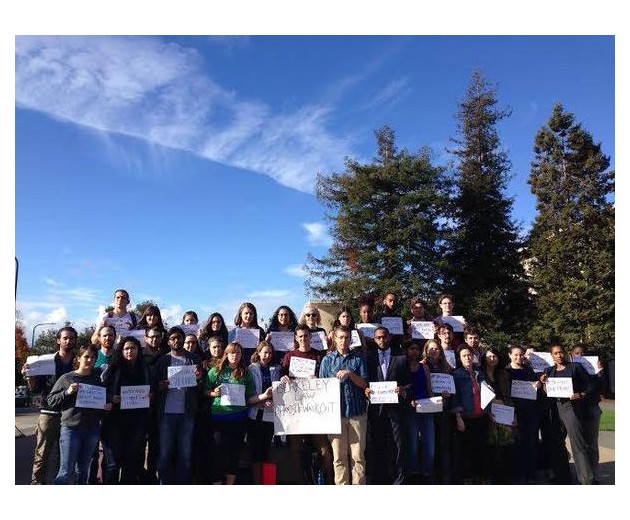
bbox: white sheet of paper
[356,323,378,338]
[572,355,600,376]
[444,350,456,368]
[430,373,456,394]
[369,381,398,404]
[381,317,404,335]
[235,328,260,350]
[491,403,515,426]
[120,385,150,409]
[410,321,435,339]
[528,352,554,372]
[180,324,199,336]
[480,381,496,409]
[289,357,316,378]
[220,383,246,406]
[309,331,328,351]
[124,329,147,346]
[76,383,106,409]
[167,365,197,389]
[415,396,443,413]
[442,315,465,332]
[546,377,574,398]
[511,380,537,400]
[25,353,56,377]
[268,331,295,352]
[349,330,362,348]
[104,315,135,337]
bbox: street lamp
[31,322,56,348]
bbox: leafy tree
[527,103,614,356]
[15,323,29,386]
[131,300,157,317]
[306,125,451,308]
[444,71,531,341]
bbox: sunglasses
[305,313,318,317]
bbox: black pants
[211,420,247,481]
[454,415,487,482]
[366,404,405,484]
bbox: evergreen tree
[306,126,451,308]
[445,71,531,340]
[527,103,614,355]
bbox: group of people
[22,289,605,485]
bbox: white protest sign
[272,378,341,435]
[430,373,456,394]
[546,377,574,398]
[442,315,465,333]
[410,321,435,340]
[480,381,495,409]
[572,355,600,376]
[219,383,246,406]
[444,350,456,368]
[415,396,443,413]
[369,381,398,404]
[381,317,404,335]
[349,330,362,349]
[124,329,147,346]
[25,353,56,377]
[120,385,150,409]
[356,323,378,339]
[180,324,199,336]
[268,331,295,352]
[289,357,317,378]
[528,352,554,373]
[104,315,135,337]
[511,380,537,400]
[76,383,106,409]
[309,331,328,351]
[167,365,197,389]
[491,403,515,426]
[235,328,260,350]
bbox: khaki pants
[31,413,61,484]
[328,413,367,485]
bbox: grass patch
[600,409,615,431]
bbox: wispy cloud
[44,277,64,287]
[284,264,308,278]
[15,36,352,193]
[363,78,411,110]
[303,222,333,247]
[247,290,291,299]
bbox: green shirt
[206,367,255,421]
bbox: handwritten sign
[511,380,537,400]
[167,365,197,389]
[442,315,465,333]
[546,377,574,398]
[369,381,398,404]
[491,403,515,426]
[381,317,404,335]
[410,321,435,340]
[430,373,456,394]
[25,354,56,377]
[123,329,147,345]
[309,331,328,351]
[356,323,378,339]
[180,324,199,336]
[289,357,317,378]
[572,355,600,376]
[268,331,295,352]
[480,381,496,409]
[235,328,260,351]
[76,383,106,409]
[120,385,150,409]
[528,352,554,373]
[272,378,341,435]
[349,330,362,349]
[415,396,443,413]
[444,350,456,368]
[219,383,246,406]
[104,315,135,337]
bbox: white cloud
[284,264,308,278]
[303,221,333,247]
[160,304,184,328]
[47,307,68,323]
[15,36,352,193]
[247,290,291,299]
[44,277,64,287]
[363,77,410,110]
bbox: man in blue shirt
[319,325,368,485]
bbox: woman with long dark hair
[198,312,229,352]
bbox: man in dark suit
[365,326,411,484]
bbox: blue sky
[13,34,615,343]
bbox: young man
[91,288,138,345]
[21,327,77,484]
[319,325,369,484]
[373,292,404,353]
[463,326,482,363]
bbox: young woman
[265,305,298,364]
[136,305,167,334]
[101,336,151,484]
[328,306,366,355]
[48,344,111,484]
[205,342,258,484]
[198,312,229,352]
[230,303,266,363]
[246,341,281,484]
[182,310,199,326]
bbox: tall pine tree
[306,126,451,308]
[527,103,614,355]
[445,71,530,340]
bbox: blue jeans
[54,424,100,484]
[158,413,194,484]
[405,408,435,478]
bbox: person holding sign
[182,310,199,326]
[298,303,327,334]
[90,289,138,345]
[206,342,257,485]
[101,336,151,484]
[541,345,595,485]
[21,326,77,484]
[406,297,433,339]
[94,325,117,371]
[265,305,299,363]
[136,305,168,336]
[505,345,541,484]
[432,294,463,349]
[451,345,488,484]
[328,307,367,356]
[365,326,411,484]
[153,326,203,484]
[198,312,229,352]
[319,325,369,485]
[47,345,111,484]
[373,291,404,354]
[230,302,266,363]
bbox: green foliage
[445,71,532,337]
[527,103,614,357]
[600,409,615,431]
[306,125,452,307]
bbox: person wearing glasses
[432,294,464,349]
[265,305,299,363]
